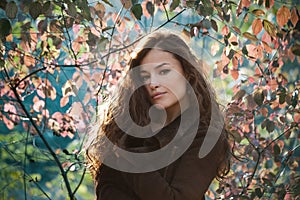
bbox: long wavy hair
[86,30,231,181]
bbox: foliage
[0,0,299,199]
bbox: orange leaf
[276,6,291,27]
[262,31,272,44]
[268,78,278,91]
[246,44,263,60]
[291,7,299,27]
[221,25,229,36]
[261,107,268,117]
[230,69,239,80]
[252,18,263,35]
[232,56,239,69]
[24,55,35,67]
[262,41,273,53]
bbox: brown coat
[95,110,225,200]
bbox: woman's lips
[152,92,166,99]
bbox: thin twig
[2,65,74,199]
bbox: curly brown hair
[85,30,231,181]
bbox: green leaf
[5,1,18,19]
[202,19,211,29]
[131,4,142,20]
[231,130,242,143]
[254,89,264,106]
[170,0,180,11]
[98,36,109,51]
[279,90,286,104]
[199,3,213,17]
[291,44,300,56]
[67,2,77,17]
[266,120,275,133]
[29,1,42,20]
[146,1,154,16]
[0,18,12,39]
[255,188,263,198]
[131,0,138,4]
[210,19,218,32]
[242,45,248,55]
[42,1,52,17]
[273,144,281,156]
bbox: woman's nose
[149,80,160,89]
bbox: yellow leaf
[276,5,291,27]
[252,9,265,16]
[263,19,277,38]
[243,32,258,41]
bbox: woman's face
[139,49,189,118]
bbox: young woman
[86,30,231,200]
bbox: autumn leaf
[252,9,265,17]
[252,18,263,35]
[221,25,229,36]
[120,0,132,9]
[5,1,18,19]
[211,19,218,32]
[3,115,14,130]
[60,96,69,107]
[243,32,258,41]
[230,69,239,80]
[24,55,35,67]
[95,2,106,19]
[276,6,291,27]
[33,99,45,112]
[262,41,273,53]
[290,7,299,27]
[263,19,277,38]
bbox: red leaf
[291,7,299,27]
[3,115,14,130]
[230,69,239,80]
[276,6,291,27]
[252,18,263,35]
[221,25,229,36]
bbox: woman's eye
[159,69,170,75]
[141,75,150,82]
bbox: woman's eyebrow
[140,63,168,73]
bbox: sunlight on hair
[130,51,137,59]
